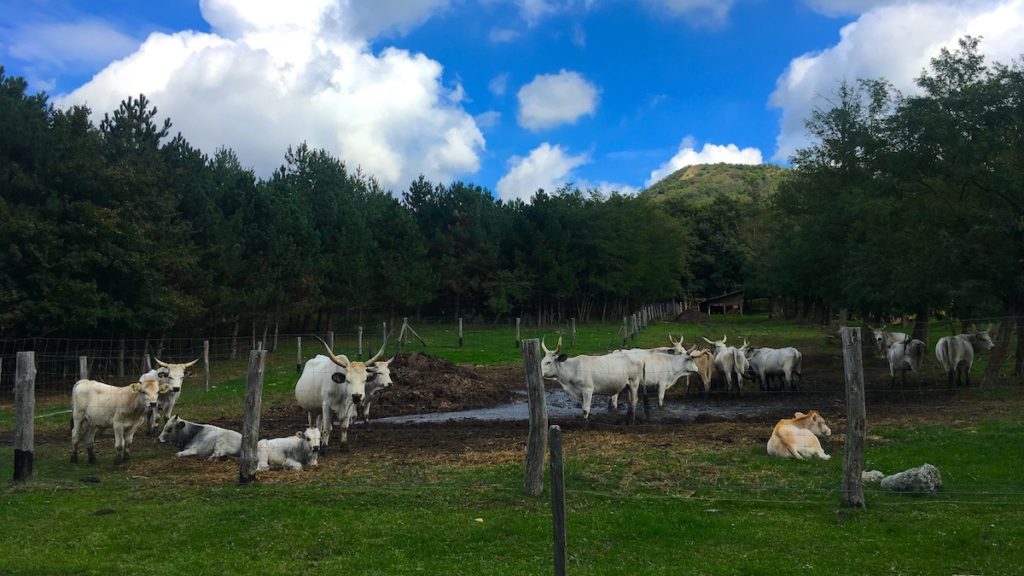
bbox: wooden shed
[699,290,745,315]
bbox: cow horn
[721,335,727,344]
[541,337,551,354]
[311,334,349,368]
[366,335,388,364]
[154,357,170,368]
[556,335,563,353]
[183,358,199,368]
[880,323,887,331]
[701,337,714,345]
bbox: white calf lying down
[158,415,242,460]
[256,428,321,471]
[767,411,832,460]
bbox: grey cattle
[158,415,242,459]
[541,336,643,424]
[141,356,199,432]
[617,344,699,407]
[935,324,995,387]
[256,427,321,471]
[295,336,388,452]
[871,325,910,357]
[354,358,394,428]
[702,335,749,395]
[882,339,927,388]
[743,345,802,391]
[71,376,168,464]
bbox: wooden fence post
[239,349,267,485]
[203,340,211,392]
[550,425,567,576]
[458,317,464,349]
[14,351,36,481]
[328,330,334,351]
[622,317,628,348]
[358,326,364,359]
[570,317,576,348]
[273,321,279,352]
[295,336,302,374]
[523,339,548,496]
[118,338,125,378]
[515,317,522,349]
[78,355,88,381]
[841,327,866,508]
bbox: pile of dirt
[672,309,711,324]
[373,352,523,416]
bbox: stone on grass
[861,470,885,483]
[880,463,942,494]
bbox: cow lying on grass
[256,427,321,471]
[766,411,832,460]
[158,415,242,460]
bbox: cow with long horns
[702,335,749,395]
[141,357,200,432]
[295,335,388,452]
[541,336,643,424]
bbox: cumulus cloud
[642,0,736,25]
[54,0,484,190]
[496,143,589,201]
[770,0,1024,162]
[517,70,599,130]
[645,138,763,186]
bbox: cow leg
[657,383,667,408]
[581,390,594,422]
[607,391,618,412]
[629,384,639,424]
[362,401,372,430]
[338,404,353,452]
[70,415,82,464]
[113,426,125,465]
[84,424,98,465]
[320,404,333,452]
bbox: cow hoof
[87,450,97,465]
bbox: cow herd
[871,323,995,388]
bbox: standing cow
[616,341,699,408]
[935,324,995,387]
[882,338,927,388]
[743,344,802,391]
[71,376,169,464]
[541,336,643,424]
[141,357,199,432]
[295,335,388,452]
[354,358,394,429]
[871,324,910,357]
[702,335,749,395]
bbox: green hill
[642,163,790,207]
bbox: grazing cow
[256,427,321,471]
[354,358,394,428]
[766,411,832,460]
[70,376,169,464]
[158,415,242,460]
[935,324,995,387]
[295,336,388,451]
[882,338,927,388]
[541,336,643,424]
[702,335,749,395]
[617,341,699,407]
[871,324,911,357]
[141,357,199,432]
[744,344,802,391]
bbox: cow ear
[331,373,346,383]
[176,420,186,430]
[296,431,305,438]
[794,411,806,418]
[130,382,142,392]
[556,354,568,362]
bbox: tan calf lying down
[767,411,832,460]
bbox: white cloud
[54,0,484,191]
[489,72,509,96]
[642,0,736,25]
[488,27,521,43]
[4,19,141,68]
[475,110,502,129]
[515,0,560,25]
[517,69,599,130]
[496,143,589,201]
[645,139,763,186]
[571,23,586,47]
[770,0,1024,162]
[801,0,996,17]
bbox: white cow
[256,427,321,471]
[882,338,927,388]
[871,324,911,357]
[158,415,242,460]
[702,335,749,395]
[935,324,995,387]
[295,336,388,451]
[617,343,699,407]
[542,336,643,424]
[766,411,832,460]
[744,345,802,391]
[354,358,394,428]
[71,376,169,464]
[141,356,199,432]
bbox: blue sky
[3,0,1023,200]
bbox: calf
[71,376,169,464]
[158,415,242,460]
[766,411,832,460]
[256,427,322,471]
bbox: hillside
[642,163,790,207]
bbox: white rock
[862,470,885,483]
[880,463,942,493]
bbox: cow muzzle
[148,402,158,408]
[172,387,181,393]
[352,394,364,405]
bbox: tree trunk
[981,308,1015,387]
[911,303,930,343]
[1015,316,1023,379]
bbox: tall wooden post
[458,317,464,349]
[550,425,567,576]
[570,317,576,348]
[78,355,88,381]
[14,351,36,481]
[523,339,548,496]
[328,330,334,350]
[118,338,125,378]
[358,326,364,359]
[239,350,267,485]
[622,316,628,348]
[295,336,302,374]
[273,321,279,352]
[841,327,866,508]
[203,340,211,392]
[515,317,522,349]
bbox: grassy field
[1,315,1022,575]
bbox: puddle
[374,388,813,425]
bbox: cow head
[299,427,322,466]
[972,323,995,352]
[795,411,831,437]
[158,415,186,444]
[132,377,167,411]
[153,357,200,393]
[540,336,567,379]
[314,335,387,406]
[701,335,728,352]
[367,359,394,393]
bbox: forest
[0,37,1021,347]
